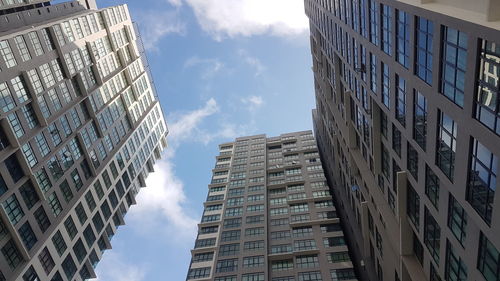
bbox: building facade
[306,0,500,281]
[186,131,357,281]
[0,1,168,280]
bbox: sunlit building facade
[0,0,168,280]
[306,0,500,281]
[187,131,357,281]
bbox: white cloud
[184,0,308,40]
[135,9,185,51]
[127,98,219,233]
[167,98,219,145]
[167,0,183,7]
[92,252,147,281]
[241,95,264,111]
[238,50,266,76]
[183,57,224,79]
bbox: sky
[89,0,315,280]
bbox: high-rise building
[0,1,168,280]
[186,131,357,281]
[306,0,500,281]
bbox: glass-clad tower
[0,0,168,280]
[187,131,357,281]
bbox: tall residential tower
[0,1,168,280]
[187,131,357,281]
[306,0,500,281]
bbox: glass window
[62,254,77,279]
[413,232,424,264]
[392,124,402,157]
[3,194,24,225]
[359,0,367,38]
[34,206,51,233]
[445,240,467,281]
[381,144,390,179]
[242,273,264,281]
[18,222,37,250]
[194,238,216,248]
[243,240,264,250]
[0,40,17,68]
[436,111,457,180]
[242,255,264,268]
[11,76,30,104]
[430,263,442,281]
[478,232,500,281]
[381,62,390,108]
[424,208,440,263]
[296,255,319,268]
[441,27,467,107]
[475,40,500,135]
[298,271,322,281]
[396,10,409,67]
[51,231,67,256]
[413,91,427,150]
[59,180,73,203]
[38,247,55,275]
[23,103,39,129]
[7,113,23,140]
[35,168,52,193]
[395,75,406,126]
[47,192,62,217]
[41,28,54,50]
[215,258,238,273]
[0,82,15,113]
[415,17,433,84]
[221,230,240,242]
[425,165,440,209]
[5,154,24,184]
[0,124,10,151]
[34,133,50,157]
[19,181,39,210]
[83,225,95,247]
[40,63,55,88]
[14,35,31,62]
[407,182,420,229]
[1,239,22,269]
[381,4,392,55]
[187,267,210,279]
[448,194,467,246]
[28,32,44,56]
[64,217,78,241]
[22,267,39,281]
[22,142,37,168]
[271,259,293,271]
[370,53,377,93]
[368,0,379,46]
[467,138,497,225]
[192,252,214,263]
[72,239,87,263]
[295,239,318,250]
[331,268,356,281]
[407,143,419,181]
[245,227,264,236]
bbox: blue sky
[90,0,314,280]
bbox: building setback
[0,0,168,280]
[306,0,500,281]
[186,131,357,281]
